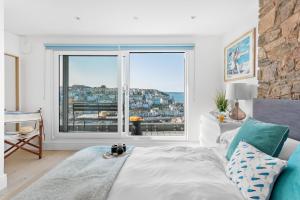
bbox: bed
[107,146,242,200]
[12,99,300,200]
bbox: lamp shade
[226,83,255,100]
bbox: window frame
[51,50,192,141]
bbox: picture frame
[224,28,256,82]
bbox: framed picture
[224,28,256,82]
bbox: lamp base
[229,102,246,121]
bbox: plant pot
[131,121,142,135]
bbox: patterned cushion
[226,141,287,200]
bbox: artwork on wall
[224,28,256,82]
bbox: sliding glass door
[126,52,185,136]
[58,51,186,137]
[59,54,121,133]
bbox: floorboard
[0,150,75,200]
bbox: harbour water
[166,92,184,103]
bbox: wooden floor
[0,150,75,200]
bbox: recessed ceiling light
[75,16,81,21]
[133,16,139,20]
[191,16,197,20]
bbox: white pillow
[278,138,300,160]
[226,141,287,200]
[219,128,240,150]
[219,128,300,160]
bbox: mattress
[107,145,243,200]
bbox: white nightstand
[199,112,243,147]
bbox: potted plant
[129,116,143,135]
[214,91,228,122]
[214,91,228,113]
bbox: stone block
[275,0,297,25]
[296,61,300,70]
[292,93,300,99]
[260,1,276,17]
[293,47,300,59]
[264,29,282,43]
[294,0,300,13]
[260,65,277,82]
[268,42,295,60]
[258,83,270,91]
[292,80,300,92]
[269,85,281,97]
[264,37,286,51]
[259,58,272,67]
[270,84,292,98]
[258,47,267,59]
[259,7,276,34]
[258,86,270,98]
[280,94,292,99]
[260,0,274,8]
[282,56,295,71]
[281,12,300,38]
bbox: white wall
[222,0,259,116]
[18,35,223,147]
[4,32,20,56]
[0,0,8,191]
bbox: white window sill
[44,135,191,150]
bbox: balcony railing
[61,122,184,136]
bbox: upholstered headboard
[253,99,300,141]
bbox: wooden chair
[4,109,44,159]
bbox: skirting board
[0,174,7,191]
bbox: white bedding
[107,145,243,200]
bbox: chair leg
[5,140,23,153]
[39,124,43,159]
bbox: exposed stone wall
[258,0,300,99]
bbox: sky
[68,53,185,92]
[69,56,118,87]
[130,53,184,92]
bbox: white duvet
[107,145,243,200]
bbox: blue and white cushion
[226,141,287,200]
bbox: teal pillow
[226,118,289,160]
[270,144,300,200]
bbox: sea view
[167,92,184,103]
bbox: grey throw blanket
[12,146,133,200]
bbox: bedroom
[0,0,300,199]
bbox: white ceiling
[4,0,258,36]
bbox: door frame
[4,53,20,111]
[52,51,124,139]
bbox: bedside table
[199,112,243,147]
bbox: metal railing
[62,122,184,136]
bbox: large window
[58,51,186,137]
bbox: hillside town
[65,85,184,124]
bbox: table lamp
[225,83,254,121]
